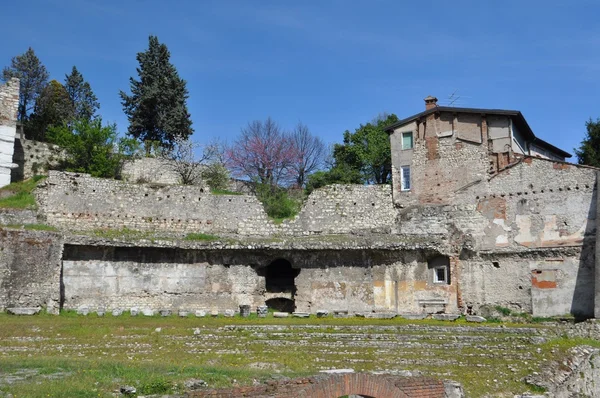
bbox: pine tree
[2,47,49,121]
[575,119,600,167]
[28,80,74,141]
[65,66,99,121]
[120,35,193,149]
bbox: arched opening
[265,297,295,313]
[259,258,300,312]
[264,258,299,293]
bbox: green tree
[27,80,74,141]
[334,113,398,184]
[1,47,49,121]
[120,35,193,149]
[65,66,100,121]
[575,119,600,167]
[47,118,123,178]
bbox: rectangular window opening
[433,266,448,284]
[401,132,413,150]
[401,166,411,191]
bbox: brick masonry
[187,373,447,398]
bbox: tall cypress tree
[120,35,193,149]
[65,66,99,121]
[2,47,49,122]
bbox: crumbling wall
[286,184,395,235]
[37,171,272,235]
[120,157,208,188]
[10,137,65,181]
[0,228,63,313]
[62,245,264,312]
[0,78,19,188]
[37,172,397,236]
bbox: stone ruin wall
[0,229,63,314]
[56,245,457,315]
[10,136,65,181]
[36,171,396,236]
[0,78,19,188]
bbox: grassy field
[0,313,597,397]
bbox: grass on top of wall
[210,189,243,195]
[0,175,46,209]
[184,232,219,241]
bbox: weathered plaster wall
[390,112,489,206]
[0,228,63,313]
[61,245,456,314]
[62,245,264,312]
[0,78,19,188]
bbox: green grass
[210,189,243,195]
[0,312,585,397]
[184,232,219,241]
[0,175,46,209]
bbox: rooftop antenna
[447,90,460,106]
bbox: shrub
[255,183,301,220]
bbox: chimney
[424,95,438,110]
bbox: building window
[428,256,450,285]
[401,132,413,150]
[401,166,411,191]
[433,266,448,284]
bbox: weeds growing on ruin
[184,232,219,241]
[0,175,46,209]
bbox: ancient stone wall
[0,228,63,314]
[10,137,65,181]
[36,172,397,236]
[0,78,19,188]
[59,244,455,315]
[120,157,207,187]
[36,171,272,235]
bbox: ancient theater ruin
[1,83,599,321]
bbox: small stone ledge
[432,314,460,321]
[6,307,41,315]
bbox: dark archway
[264,258,300,293]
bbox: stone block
[111,308,123,316]
[365,312,397,319]
[273,312,289,318]
[159,309,171,317]
[96,308,105,317]
[466,315,487,323]
[7,307,41,315]
[224,309,235,317]
[333,310,348,318]
[210,310,219,317]
[239,305,251,317]
[130,307,139,316]
[316,310,329,318]
[76,306,89,316]
[178,310,189,317]
[292,312,310,318]
[432,314,460,321]
[257,306,268,318]
[142,308,155,316]
[400,313,428,320]
[195,309,207,317]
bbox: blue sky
[2,0,599,158]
